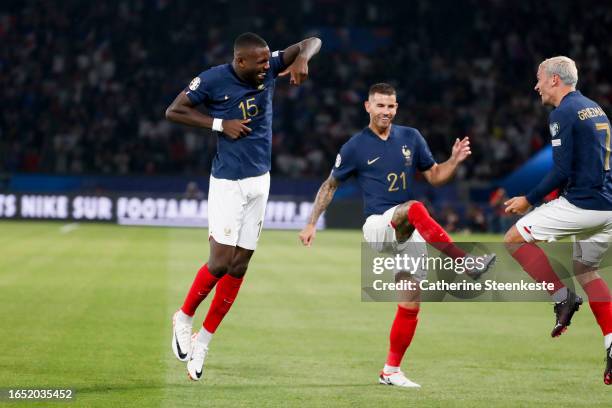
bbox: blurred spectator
[488,187,517,233]
[184,181,205,200]
[440,206,460,233]
[466,204,488,233]
[1,0,611,184]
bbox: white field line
[59,223,80,234]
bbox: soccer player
[165,32,321,381]
[299,83,495,388]
[504,56,612,385]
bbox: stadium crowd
[2,0,611,184]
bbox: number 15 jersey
[185,51,286,180]
[332,125,436,217]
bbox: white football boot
[172,311,193,362]
[187,333,208,381]
[379,371,421,388]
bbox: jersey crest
[188,77,201,91]
[549,122,560,137]
[402,145,412,166]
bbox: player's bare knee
[576,271,600,287]
[208,251,234,277]
[504,225,526,252]
[228,250,253,278]
[228,263,249,279]
[228,255,251,278]
[392,200,419,226]
[401,200,420,213]
[574,262,600,287]
[207,261,230,278]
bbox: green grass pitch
[0,221,610,407]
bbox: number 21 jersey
[332,125,436,217]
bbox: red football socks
[203,274,244,334]
[406,202,466,259]
[583,278,612,336]
[510,244,565,295]
[181,263,220,316]
[386,306,419,367]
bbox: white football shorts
[362,204,428,281]
[516,196,612,266]
[208,172,270,250]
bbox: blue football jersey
[526,91,612,210]
[185,51,287,180]
[332,125,436,216]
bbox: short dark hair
[368,83,396,96]
[234,32,268,51]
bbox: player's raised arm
[165,91,251,139]
[279,37,322,85]
[299,174,340,247]
[422,136,471,186]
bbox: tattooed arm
[299,175,341,247]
